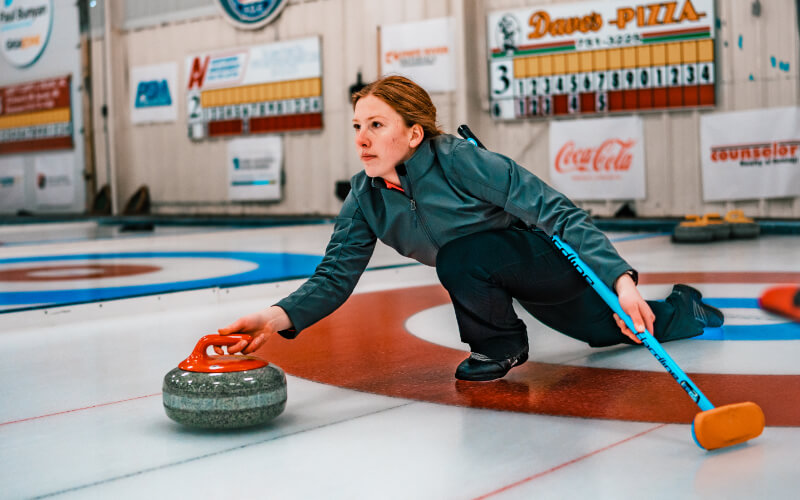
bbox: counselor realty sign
[549,115,646,200]
[701,107,800,201]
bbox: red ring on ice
[0,264,161,282]
[262,272,800,426]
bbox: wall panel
[91,0,799,218]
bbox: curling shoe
[455,349,529,382]
[672,284,724,328]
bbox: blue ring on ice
[696,298,800,341]
[0,251,322,307]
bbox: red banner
[0,75,71,116]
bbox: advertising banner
[0,75,73,154]
[701,107,800,201]
[34,151,75,206]
[227,136,282,201]
[130,63,178,124]
[186,37,322,140]
[0,156,25,211]
[0,0,53,68]
[549,115,646,200]
[0,0,84,214]
[487,0,715,120]
[380,17,456,93]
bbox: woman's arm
[219,187,377,351]
[444,139,634,290]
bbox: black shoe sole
[454,351,529,382]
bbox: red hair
[351,76,443,139]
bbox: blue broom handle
[550,234,715,412]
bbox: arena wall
[88,0,799,218]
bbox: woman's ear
[409,123,424,148]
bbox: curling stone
[672,214,714,243]
[703,213,732,240]
[724,210,760,239]
[163,334,286,429]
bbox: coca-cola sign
[554,138,635,174]
[549,116,645,200]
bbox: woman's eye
[372,121,382,128]
[353,124,360,131]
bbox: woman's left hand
[612,273,655,344]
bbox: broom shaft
[550,234,715,412]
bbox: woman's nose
[355,129,369,147]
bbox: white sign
[380,17,456,93]
[34,151,75,206]
[130,63,178,124]
[0,156,25,211]
[228,136,282,201]
[701,107,800,201]
[549,115,646,200]
[187,37,321,91]
[0,0,53,68]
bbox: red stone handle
[178,334,267,373]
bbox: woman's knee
[436,232,490,289]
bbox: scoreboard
[0,76,73,155]
[487,0,715,120]
[186,37,323,140]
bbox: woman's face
[353,95,423,180]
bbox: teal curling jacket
[275,134,633,337]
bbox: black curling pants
[435,228,703,360]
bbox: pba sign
[216,0,288,30]
[0,0,53,68]
[129,63,178,124]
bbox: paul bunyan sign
[487,0,715,120]
[0,0,53,68]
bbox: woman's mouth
[361,154,377,161]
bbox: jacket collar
[397,138,436,192]
[369,137,437,191]
[402,137,435,179]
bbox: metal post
[102,0,118,214]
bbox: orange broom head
[759,286,800,322]
[692,402,765,451]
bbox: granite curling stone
[672,214,714,243]
[724,210,760,239]
[163,334,286,429]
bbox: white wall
[92,0,800,217]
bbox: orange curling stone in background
[724,210,760,239]
[759,285,800,322]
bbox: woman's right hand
[217,305,292,354]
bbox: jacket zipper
[404,181,438,249]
